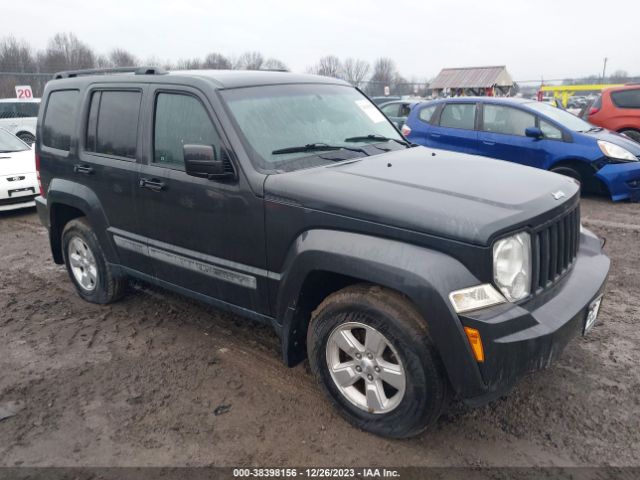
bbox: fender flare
[276,229,487,398]
[46,178,119,264]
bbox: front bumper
[0,172,38,212]
[458,228,609,406]
[595,161,640,202]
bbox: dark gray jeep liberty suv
[35,67,610,438]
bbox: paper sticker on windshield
[355,99,386,123]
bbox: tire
[551,165,582,185]
[307,284,449,438]
[17,132,35,146]
[620,129,640,143]
[61,217,126,304]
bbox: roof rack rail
[53,66,168,79]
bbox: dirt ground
[0,196,639,468]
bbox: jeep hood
[264,146,580,245]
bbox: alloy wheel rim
[68,236,98,292]
[326,321,406,414]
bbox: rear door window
[611,89,640,109]
[482,104,536,136]
[439,103,476,130]
[86,90,141,159]
[418,105,437,123]
[399,104,412,117]
[42,90,79,151]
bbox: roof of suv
[49,69,350,90]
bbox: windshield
[221,84,404,172]
[526,101,594,132]
[0,129,29,153]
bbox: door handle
[73,164,94,175]
[139,178,166,192]
[482,140,496,146]
[429,133,441,138]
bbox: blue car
[403,97,640,201]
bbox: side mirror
[525,127,544,139]
[183,144,229,179]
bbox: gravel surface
[0,196,638,467]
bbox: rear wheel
[620,129,640,143]
[307,284,449,438]
[62,217,126,304]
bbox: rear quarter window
[610,89,640,109]
[43,90,79,151]
[418,105,437,123]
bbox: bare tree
[342,58,369,87]
[370,57,397,86]
[307,55,342,78]
[0,36,35,72]
[202,52,232,70]
[609,69,629,84]
[109,48,138,67]
[366,57,398,95]
[235,51,264,70]
[176,58,202,70]
[0,36,37,97]
[38,32,96,72]
[263,58,288,71]
[95,54,111,68]
[144,55,173,70]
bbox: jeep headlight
[597,140,637,162]
[493,232,532,302]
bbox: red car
[584,85,640,142]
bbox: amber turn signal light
[464,327,485,362]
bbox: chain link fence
[359,81,430,98]
[0,72,52,98]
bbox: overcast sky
[4,0,639,83]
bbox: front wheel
[307,284,449,438]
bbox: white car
[0,98,40,145]
[0,128,38,212]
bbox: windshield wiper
[344,134,410,147]
[272,143,368,155]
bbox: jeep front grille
[531,205,580,293]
